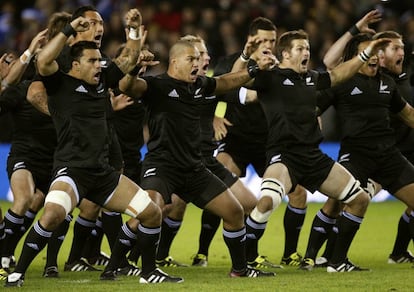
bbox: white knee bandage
[338,177,362,204]
[45,190,73,216]
[260,178,285,210]
[125,189,152,218]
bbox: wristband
[358,49,371,63]
[128,65,142,76]
[215,101,227,118]
[247,64,259,78]
[239,87,247,104]
[348,24,360,36]
[62,24,76,38]
[19,49,32,65]
[128,27,141,40]
[240,51,249,62]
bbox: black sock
[197,210,221,256]
[156,217,182,260]
[136,224,161,275]
[23,209,37,231]
[104,223,136,272]
[127,241,141,264]
[46,214,72,268]
[408,212,414,246]
[245,215,266,262]
[101,211,123,251]
[391,212,411,256]
[66,216,95,264]
[82,217,104,259]
[15,221,52,274]
[283,204,306,257]
[321,224,338,260]
[0,221,5,256]
[304,209,336,260]
[329,211,362,264]
[223,227,246,272]
[2,209,24,262]
[7,209,37,257]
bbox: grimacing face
[76,48,102,85]
[381,38,404,75]
[194,41,210,77]
[358,41,379,77]
[76,11,104,48]
[284,39,310,74]
[174,46,200,83]
[250,29,277,61]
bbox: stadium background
[1,0,413,201]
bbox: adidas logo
[75,85,88,93]
[168,89,179,98]
[283,78,294,86]
[350,87,362,95]
[399,72,406,79]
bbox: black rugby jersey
[199,97,219,156]
[141,73,216,170]
[383,67,414,153]
[317,73,406,149]
[43,68,123,169]
[0,80,56,162]
[113,99,146,162]
[214,53,268,143]
[252,67,331,148]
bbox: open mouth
[396,59,403,66]
[368,62,377,68]
[94,72,101,82]
[94,35,102,43]
[202,64,209,71]
[301,59,308,66]
[191,68,198,76]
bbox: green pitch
[1,200,414,291]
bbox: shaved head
[169,40,197,62]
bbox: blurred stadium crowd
[0,0,413,141]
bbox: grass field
[1,199,414,291]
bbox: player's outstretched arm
[324,9,382,70]
[37,16,90,76]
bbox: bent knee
[124,189,156,218]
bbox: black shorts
[51,166,120,206]
[7,156,53,194]
[108,124,123,171]
[217,133,266,177]
[140,160,227,208]
[123,156,142,185]
[266,146,335,193]
[203,156,238,187]
[338,145,414,194]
